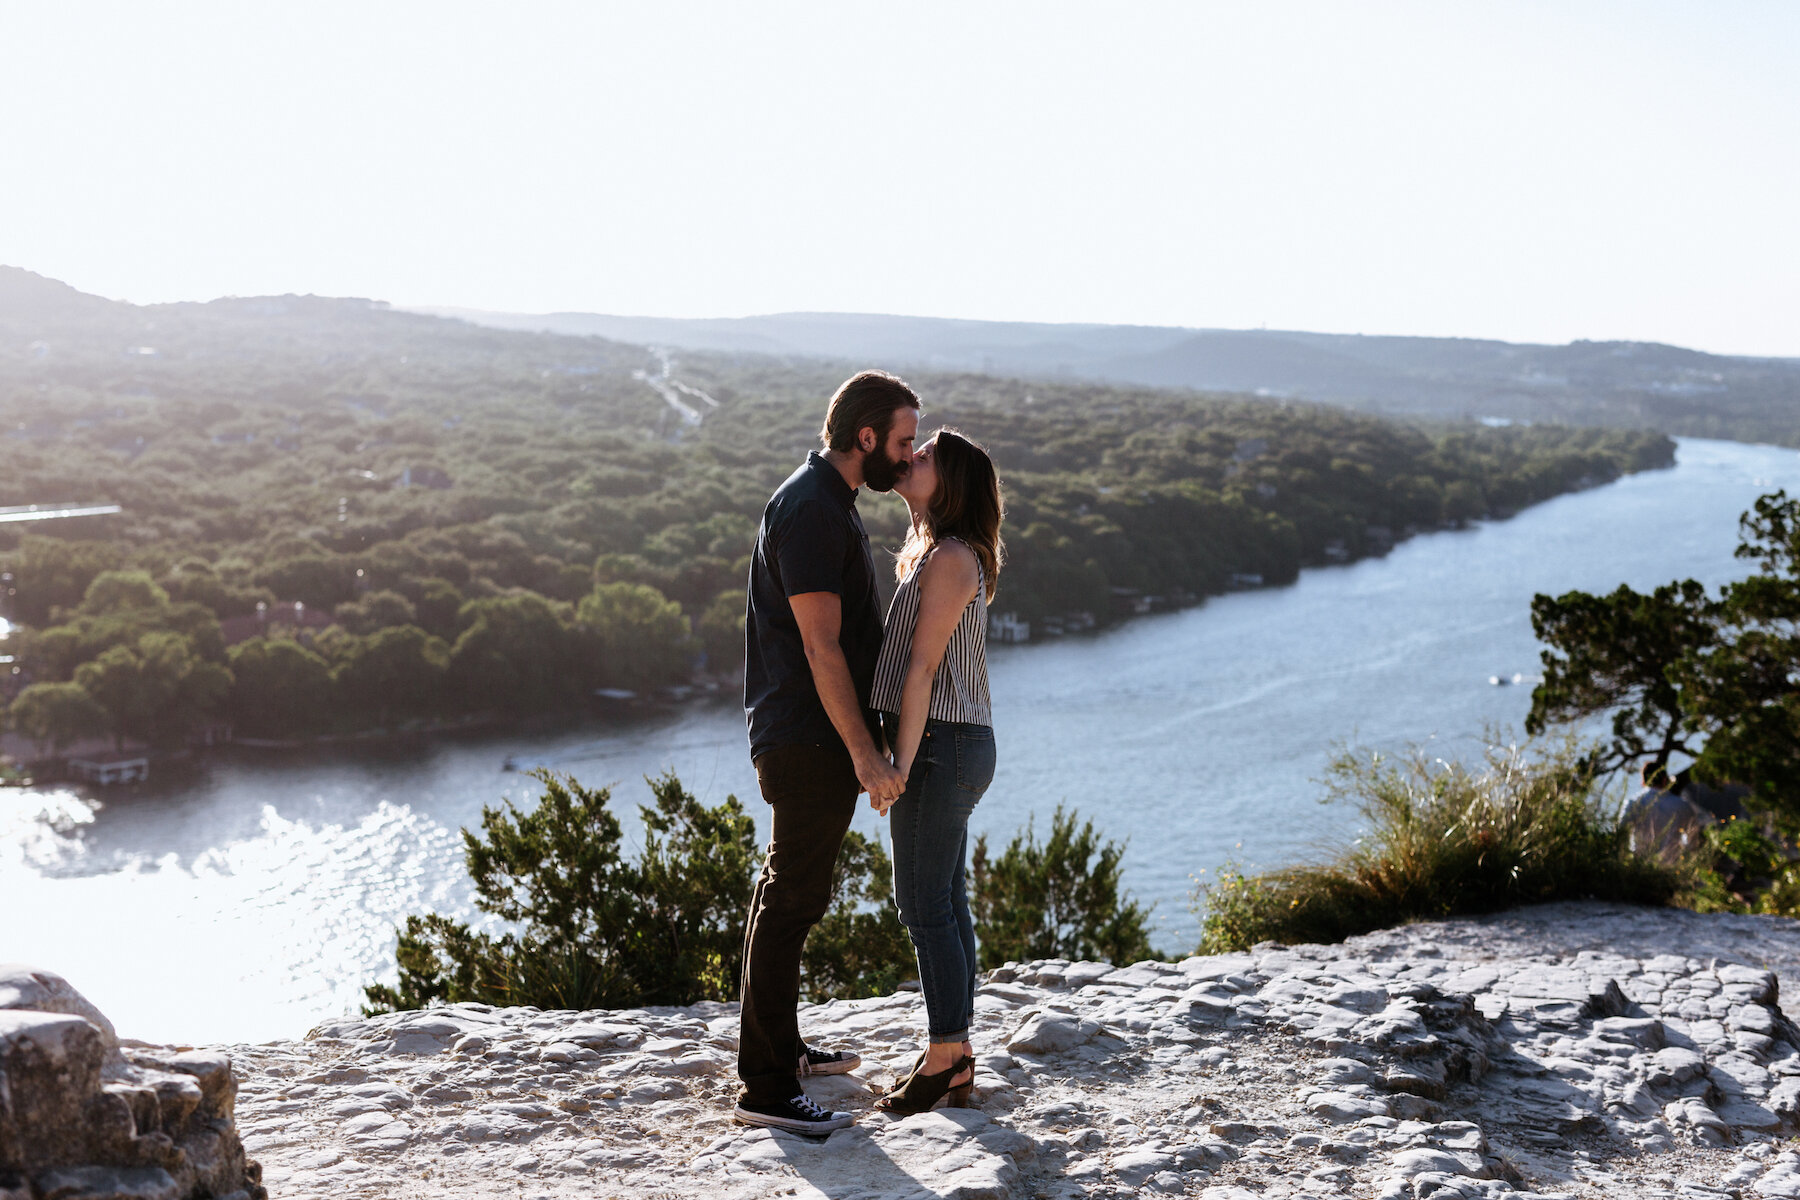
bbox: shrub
[1195,738,1682,953]
[799,830,915,1002]
[1688,817,1800,917]
[970,805,1158,968]
[365,769,914,1013]
[364,770,757,1013]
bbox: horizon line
[7,263,1793,362]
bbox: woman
[867,428,1004,1115]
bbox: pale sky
[2,2,1796,355]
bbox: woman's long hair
[895,429,1004,601]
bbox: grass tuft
[1196,737,1683,954]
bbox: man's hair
[820,370,921,454]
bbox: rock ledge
[0,966,266,1200]
[218,904,1800,1196]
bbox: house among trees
[396,465,453,489]
[220,600,335,646]
[68,753,149,785]
[988,611,1031,644]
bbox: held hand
[855,752,906,809]
[870,758,912,816]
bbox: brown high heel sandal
[874,1054,974,1115]
[884,1051,925,1092]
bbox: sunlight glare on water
[2,786,470,1044]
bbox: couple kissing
[734,370,1005,1135]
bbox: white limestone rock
[0,969,264,1200]
[1004,1010,1102,1055]
[186,902,1800,1198]
[0,967,119,1056]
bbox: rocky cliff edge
[14,902,1800,1199]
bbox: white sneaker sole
[798,1052,862,1076]
[731,1105,855,1134]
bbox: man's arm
[790,590,906,804]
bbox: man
[733,370,919,1134]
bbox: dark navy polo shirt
[744,451,884,758]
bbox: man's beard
[862,443,909,492]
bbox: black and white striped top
[869,537,991,726]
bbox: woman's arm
[885,541,981,805]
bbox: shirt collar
[806,450,858,508]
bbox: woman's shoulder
[919,538,980,593]
[926,536,978,566]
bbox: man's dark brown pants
[737,741,859,1103]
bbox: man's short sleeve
[773,499,846,597]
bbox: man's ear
[858,426,877,454]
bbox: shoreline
[3,451,1677,777]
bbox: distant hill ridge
[4,266,1797,445]
[411,303,1800,446]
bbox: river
[4,436,1798,1044]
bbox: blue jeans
[889,720,997,1044]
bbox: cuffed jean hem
[928,1028,970,1045]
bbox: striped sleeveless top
[869,537,991,726]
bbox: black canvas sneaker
[731,1092,855,1134]
[798,1044,862,1077]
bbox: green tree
[1527,580,1718,777]
[631,772,759,1004]
[227,637,335,738]
[331,625,448,726]
[406,577,467,640]
[1679,491,1800,820]
[80,570,170,615]
[970,805,1158,968]
[697,588,745,674]
[254,554,358,610]
[161,560,273,619]
[75,642,159,749]
[800,831,916,1002]
[365,770,758,1013]
[0,309,1677,746]
[73,632,232,749]
[1441,479,1486,525]
[1527,491,1800,828]
[9,682,107,756]
[365,771,639,1012]
[333,589,419,635]
[447,593,581,712]
[11,538,125,626]
[19,578,227,683]
[577,581,692,690]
